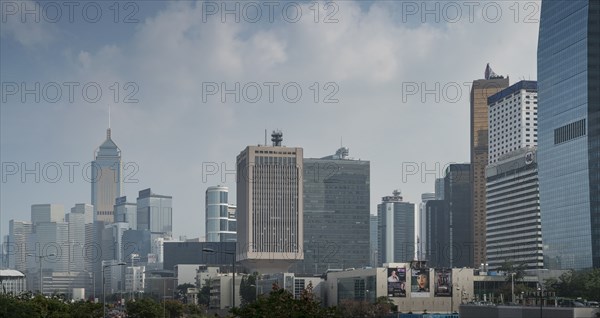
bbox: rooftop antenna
[264,129,267,146]
[107,105,112,139]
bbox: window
[554,119,586,144]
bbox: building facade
[418,193,436,261]
[205,186,237,243]
[236,131,304,273]
[538,0,600,269]
[470,65,509,267]
[425,200,449,268]
[486,148,543,270]
[91,128,122,223]
[136,188,173,239]
[293,148,370,274]
[114,196,137,230]
[488,80,538,164]
[445,164,473,268]
[377,191,415,264]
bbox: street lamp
[26,253,55,296]
[103,262,126,318]
[511,272,516,305]
[203,247,236,309]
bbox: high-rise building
[7,220,32,272]
[205,186,237,243]
[293,147,370,274]
[370,215,378,267]
[114,196,137,230]
[91,128,122,223]
[488,80,538,164]
[445,164,473,268]
[31,204,64,225]
[33,222,69,273]
[65,211,86,272]
[377,190,415,264]
[435,178,445,200]
[470,64,509,267]
[486,147,542,270]
[236,131,304,273]
[418,193,435,261]
[538,0,599,269]
[136,188,173,239]
[70,204,94,224]
[424,200,449,268]
[485,80,542,270]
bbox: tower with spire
[91,110,122,223]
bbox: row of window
[554,119,587,144]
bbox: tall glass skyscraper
[205,186,237,243]
[538,0,599,269]
[292,148,370,274]
[91,128,122,223]
[377,190,415,264]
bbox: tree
[126,298,162,318]
[239,273,257,305]
[231,283,338,318]
[174,283,196,303]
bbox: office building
[425,200,449,268]
[418,193,435,261]
[70,203,94,225]
[236,131,304,273]
[445,164,473,268]
[488,80,538,164]
[486,147,543,270]
[370,215,378,267]
[65,211,86,272]
[91,127,122,223]
[470,64,509,267]
[377,191,415,264]
[294,147,370,274]
[538,0,599,269]
[31,204,64,226]
[114,196,137,229]
[136,188,173,239]
[6,220,32,273]
[435,178,445,200]
[205,186,237,243]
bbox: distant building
[31,204,64,225]
[445,164,473,268]
[163,242,236,271]
[91,128,122,223]
[236,131,304,273]
[377,191,415,264]
[293,147,370,274]
[205,186,236,243]
[424,200,449,268]
[70,204,94,225]
[114,196,137,230]
[487,80,538,164]
[136,188,173,240]
[486,148,543,270]
[0,269,26,295]
[470,64,509,267]
[418,193,435,261]
[6,220,32,273]
[370,215,378,267]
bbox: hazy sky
[1,0,540,240]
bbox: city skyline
[2,1,540,242]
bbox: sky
[0,0,540,241]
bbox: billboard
[410,261,430,297]
[434,268,452,297]
[387,266,406,297]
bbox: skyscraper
[445,164,472,268]
[7,220,32,272]
[136,188,173,240]
[31,204,64,225]
[70,204,94,225]
[91,128,122,223]
[205,186,237,243]
[114,196,137,230]
[236,131,304,273]
[485,80,542,270]
[538,0,599,269]
[425,199,449,268]
[418,193,435,261]
[377,190,415,264]
[470,65,509,267]
[370,215,378,267]
[294,147,370,274]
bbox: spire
[484,63,504,80]
[107,105,112,139]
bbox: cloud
[0,0,56,48]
